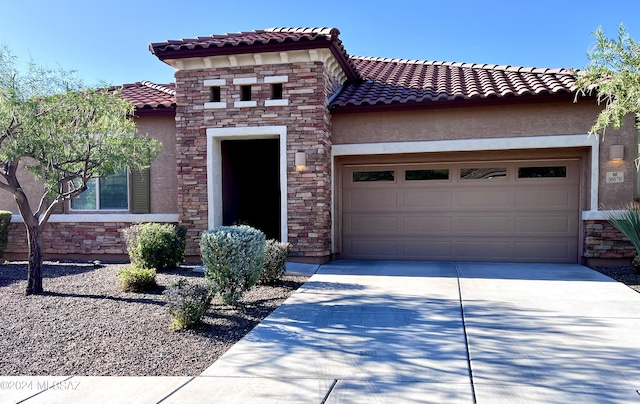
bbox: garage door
[341,160,580,262]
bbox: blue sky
[2,0,639,86]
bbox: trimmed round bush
[122,223,186,270]
[260,240,291,284]
[0,211,11,260]
[200,225,266,305]
[117,265,157,292]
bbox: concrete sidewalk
[4,261,640,403]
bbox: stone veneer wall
[175,61,340,260]
[5,222,140,260]
[583,220,636,260]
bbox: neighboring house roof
[330,56,577,110]
[144,27,579,112]
[149,27,358,81]
[117,81,176,115]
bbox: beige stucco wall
[0,159,45,214]
[136,115,178,213]
[331,99,638,209]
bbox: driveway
[18,261,638,403]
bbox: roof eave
[329,92,580,114]
[134,106,177,117]
[151,40,359,81]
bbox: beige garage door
[341,160,580,262]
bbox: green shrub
[260,240,291,284]
[200,225,266,305]
[164,279,213,331]
[122,223,186,270]
[0,211,11,260]
[118,266,157,292]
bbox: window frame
[70,169,130,212]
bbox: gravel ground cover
[0,261,308,376]
[593,265,640,293]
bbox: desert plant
[164,279,214,330]
[200,225,266,305]
[117,265,157,292]
[122,223,186,270]
[607,204,640,273]
[260,240,291,284]
[0,211,11,260]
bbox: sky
[1,0,639,86]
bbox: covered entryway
[341,159,580,262]
[221,139,281,240]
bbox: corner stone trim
[583,220,636,259]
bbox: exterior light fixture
[295,152,307,171]
[610,144,624,161]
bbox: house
[2,27,636,266]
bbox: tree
[574,25,640,145]
[0,47,160,295]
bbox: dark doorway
[221,139,281,240]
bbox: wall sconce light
[610,144,624,161]
[294,152,306,171]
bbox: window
[460,167,507,180]
[353,171,395,182]
[210,86,221,102]
[405,169,449,181]
[71,169,128,210]
[518,166,566,178]
[240,85,252,101]
[270,83,283,100]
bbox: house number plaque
[606,171,624,183]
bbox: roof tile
[117,81,176,110]
[331,56,577,108]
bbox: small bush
[164,279,213,331]
[118,266,157,292]
[122,223,186,270]
[200,225,266,305]
[260,240,291,284]
[0,211,11,260]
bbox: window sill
[234,101,257,108]
[204,102,227,109]
[265,99,289,107]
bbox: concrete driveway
[170,260,640,403]
[9,261,640,403]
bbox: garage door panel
[513,240,575,262]
[455,240,512,260]
[402,215,452,233]
[348,191,397,210]
[456,190,512,208]
[348,215,398,233]
[342,159,579,263]
[514,215,577,235]
[402,190,453,208]
[349,239,398,258]
[514,189,575,208]
[403,240,453,259]
[454,215,512,233]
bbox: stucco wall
[136,115,178,213]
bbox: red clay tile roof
[150,28,358,81]
[330,56,577,109]
[146,27,579,111]
[117,81,176,110]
